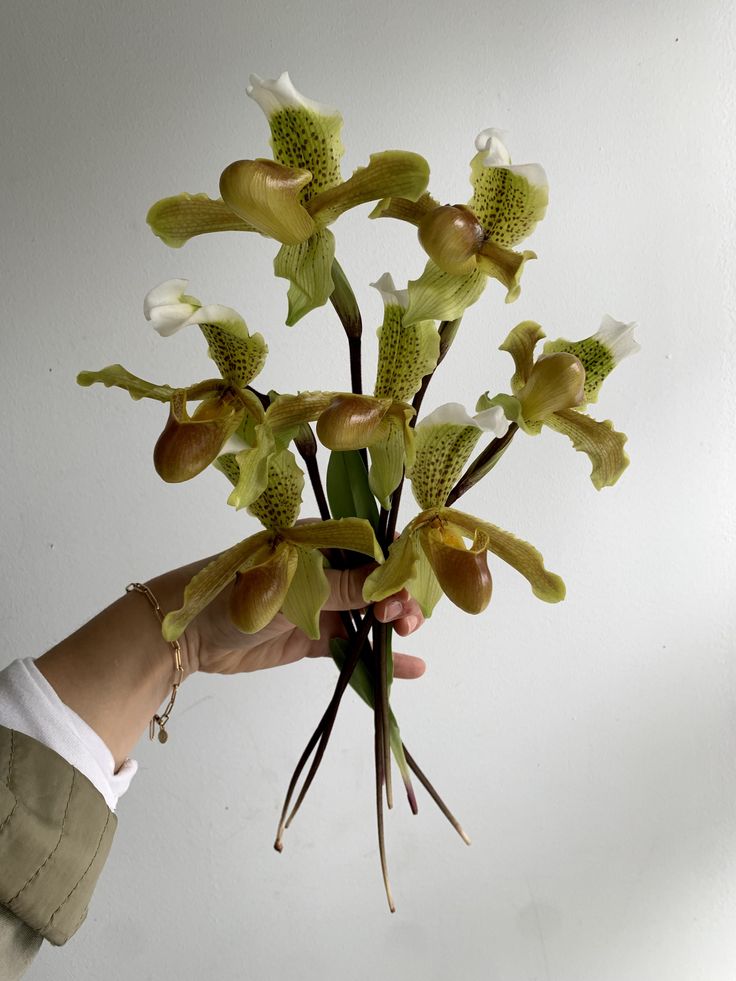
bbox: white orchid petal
[149,303,202,337]
[246,71,339,119]
[370,272,409,310]
[474,128,511,166]
[143,278,191,318]
[473,405,511,436]
[593,315,641,365]
[184,303,248,333]
[509,162,548,191]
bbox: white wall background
[2,0,734,978]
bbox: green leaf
[326,450,379,528]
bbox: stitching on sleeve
[0,730,18,837]
[6,769,76,904]
[43,808,112,935]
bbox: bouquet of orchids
[78,72,639,911]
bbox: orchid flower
[147,72,430,325]
[363,401,564,616]
[373,129,547,325]
[77,280,267,482]
[163,447,384,641]
[478,316,640,489]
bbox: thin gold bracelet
[125,582,184,744]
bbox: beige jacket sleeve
[0,726,117,979]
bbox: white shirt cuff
[0,657,137,812]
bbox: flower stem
[402,744,471,846]
[330,258,363,395]
[376,700,396,913]
[275,612,374,850]
[373,620,393,809]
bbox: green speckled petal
[447,508,565,603]
[267,104,344,200]
[146,193,257,248]
[248,448,304,528]
[403,260,486,327]
[182,307,268,387]
[363,530,421,603]
[544,408,630,489]
[468,152,548,248]
[307,151,430,226]
[374,299,439,403]
[225,422,276,511]
[498,321,546,394]
[161,530,273,641]
[542,316,640,405]
[274,228,336,325]
[408,422,484,510]
[76,364,176,402]
[281,547,330,639]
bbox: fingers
[393,652,426,679]
[373,588,424,637]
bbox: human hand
[151,558,426,681]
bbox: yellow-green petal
[498,321,546,393]
[161,530,273,641]
[370,191,441,223]
[224,422,276,511]
[307,151,430,226]
[368,415,410,510]
[281,517,383,564]
[468,151,548,248]
[267,101,344,199]
[363,530,421,603]
[248,448,305,529]
[476,243,535,303]
[76,365,176,402]
[146,193,257,249]
[374,301,440,403]
[219,159,315,246]
[406,545,444,618]
[281,547,330,639]
[265,390,338,438]
[544,408,630,489]
[274,228,336,325]
[403,260,486,327]
[446,508,566,603]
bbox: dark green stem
[330,259,363,395]
[275,612,374,849]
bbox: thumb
[322,564,374,612]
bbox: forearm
[35,568,197,771]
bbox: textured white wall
[2,0,734,978]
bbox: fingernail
[404,615,418,633]
[384,601,403,620]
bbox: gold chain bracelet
[125,582,184,744]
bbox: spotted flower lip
[474,128,548,192]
